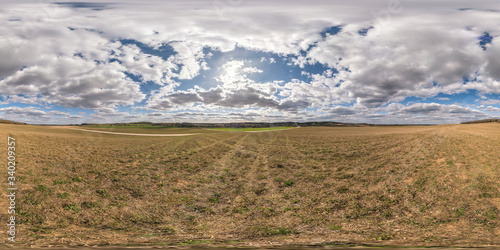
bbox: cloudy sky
[1,0,500,124]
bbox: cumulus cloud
[479,99,500,105]
[387,102,487,120]
[328,106,357,115]
[480,105,500,112]
[0,106,83,124]
[0,27,146,109]
[112,43,179,85]
[307,12,499,107]
[199,88,224,104]
[0,106,49,118]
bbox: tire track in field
[196,132,280,172]
[117,128,293,160]
[172,132,250,164]
[110,133,242,173]
[126,136,193,172]
[282,132,328,170]
[210,134,250,171]
[188,133,245,152]
[281,128,431,172]
[254,132,280,167]
[141,133,246,174]
[243,133,281,189]
[157,133,245,169]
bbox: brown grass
[0,123,499,247]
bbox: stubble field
[0,123,499,247]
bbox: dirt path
[62,127,198,137]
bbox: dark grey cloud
[123,115,141,119]
[48,110,70,116]
[148,100,173,110]
[459,8,500,12]
[169,93,202,105]
[329,106,356,115]
[403,103,442,114]
[199,88,223,104]
[277,100,311,111]
[228,112,260,117]
[173,112,207,117]
[397,103,485,116]
[216,88,279,108]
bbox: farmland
[0,123,500,247]
[208,127,295,132]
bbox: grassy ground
[0,123,499,247]
[209,127,294,132]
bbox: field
[1,123,500,247]
[208,127,295,132]
[73,126,213,135]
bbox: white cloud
[112,44,179,85]
[307,12,499,107]
[0,106,49,118]
[479,99,500,105]
[482,106,500,112]
[0,106,83,124]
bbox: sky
[1,0,500,124]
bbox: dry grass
[0,123,499,247]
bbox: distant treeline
[461,119,500,124]
[81,121,429,128]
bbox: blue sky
[1,0,500,124]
